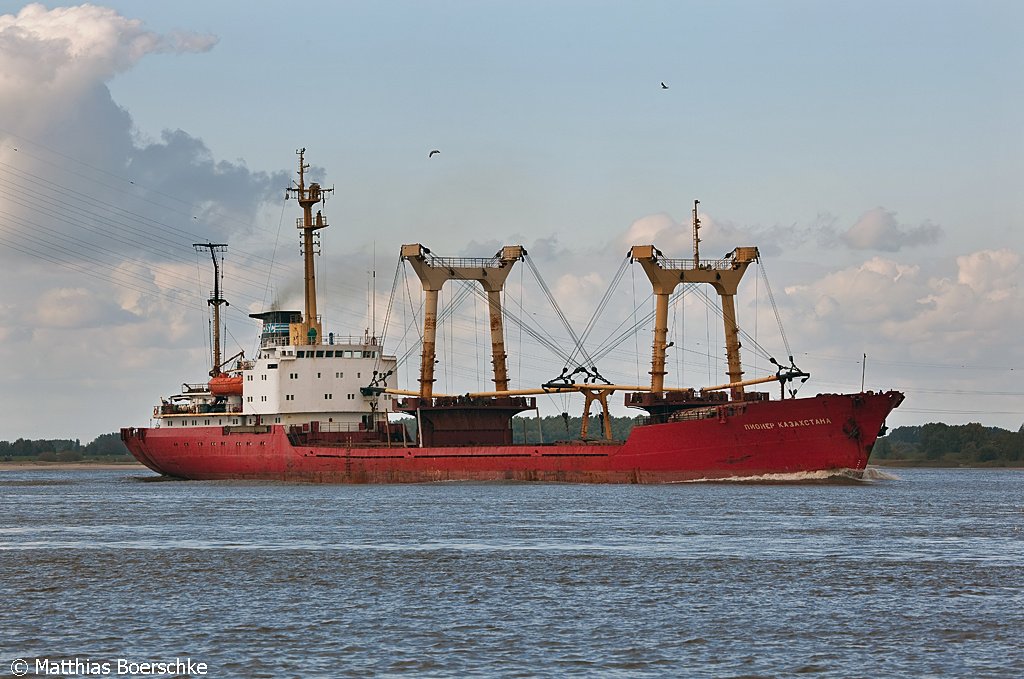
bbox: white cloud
[784,250,1023,363]
[955,248,1019,300]
[34,287,136,329]
[0,3,215,136]
[621,213,678,248]
[840,207,942,251]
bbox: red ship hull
[121,391,903,483]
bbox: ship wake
[680,466,899,485]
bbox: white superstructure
[153,312,397,431]
[240,311,397,429]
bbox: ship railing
[295,217,328,229]
[635,407,720,426]
[667,407,720,422]
[260,334,385,349]
[428,254,504,269]
[324,335,382,346]
[181,383,210,394]
[155,403,244,416]
[307,421,372,433]
[656,257,734,271]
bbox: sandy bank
[0,461,145,471]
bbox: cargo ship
[121,150,903,482]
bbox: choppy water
[1,468,1022,678]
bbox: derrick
[400,243,526,399]
[630,200,759,402]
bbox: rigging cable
[758,257,792,360]
[524,255,596,369]
[563,256,630,371]
[631,260,641,384]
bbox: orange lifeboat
[209,374,243,396]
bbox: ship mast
[193,242,229,377]
[286,148,333,345]
[692,199,701,267]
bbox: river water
[1,468,1021,678]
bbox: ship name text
[743,417,832,431]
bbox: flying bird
[429,149,440,158]
[661,82,668,89]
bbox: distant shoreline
[0,461,144,471]
[871,460,1023,469]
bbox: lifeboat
[209,374,243,396]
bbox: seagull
[661,82,668,89]
[429,149,440,158]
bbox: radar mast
[285,148,333,345]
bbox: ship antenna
[372,241,377,343]
[692,199,701,268]
[193,242,229,376]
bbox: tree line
[0,433,129,462]
[510,413,640,443]
[871,422,1024,466]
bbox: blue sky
[103,1,1022,246]
[0,1,1021,441]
